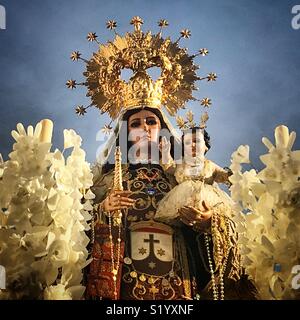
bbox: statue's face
[184,130,207,158]
[128,109,161,146]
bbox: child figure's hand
[159,136,172,163]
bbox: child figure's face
[183,130,208,159]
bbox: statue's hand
[178,200,212,232]
[102,190,135,213]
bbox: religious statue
[67,16,258,300]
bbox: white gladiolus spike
[262,137,274,151]
[0,121,93,300]
[274,125,289,148]
[287,131,296,151]
[230,124,300,299]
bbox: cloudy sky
[0,0,299,170]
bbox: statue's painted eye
[130,121,141,128]
[146,118,158,126]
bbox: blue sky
[0,0,299,170]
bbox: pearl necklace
[108,210,122,300]
[204,213,231,300]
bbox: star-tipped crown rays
[70,51,89,63]
[75,105,87,116]
[70,51,81,61]
[158,19,169,28]
[66,79,77,89]
[207,72,217,82]
[130,16,144,31]
[180,29,191,39]
[86,32,99,43]
[176,109,210,130]
[106,20,117,30]
[199,48,209,56]
[157,19,169,37]
[66,17,217,133]
[201,97,212,108]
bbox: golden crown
[66,17,217,121]
[176,109,210,131]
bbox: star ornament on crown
[66,16,217,131]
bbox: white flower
[230,125,300,299]
[82,200,93,211]
[284,155,300,182]
[230,169,260,208]
[0,121,95,299]
[51,207,72,230]
[22,226,49,251]
[11,123,42,143]
[47,188,59,211]
[79,166,93,188]
[228,171,243,185]
[231,145,250,164]
[250,182,266,198]
[84,189,95,200]
[263,181,282,196]
[50,150,65,171]
[262,137,274,151]
[287,131,297,151]
[63,129,82,149]
[70,146,86,159]
[255,192,274,215]
[44,284,72,300]
[260,149,290,169]
[279,185,300,209]
[257,167,281,182]
[48,240,70,268]
[274,125,290,149]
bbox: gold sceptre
[113,146,123,225]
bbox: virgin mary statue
[67,16,258,300]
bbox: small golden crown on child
[176,109,210,131]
